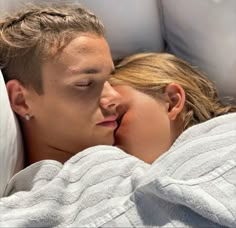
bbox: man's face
[27,34,120,155]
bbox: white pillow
[161,0,236,100]
[0,70,24,197]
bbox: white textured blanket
[1,113,236,227]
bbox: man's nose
[100,81,121,110]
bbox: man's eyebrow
[71,68,115,75]
[83,68,99,74]
[70,68,99,75]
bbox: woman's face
[113,85,179,163]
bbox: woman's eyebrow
[110,69,115,75]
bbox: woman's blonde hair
[0,3,105,94]
[111,53,236,130]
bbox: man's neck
[23,128,73,166]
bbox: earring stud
[25,114,31,121]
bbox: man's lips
[96,116,118,128]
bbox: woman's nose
[100,81,121,111]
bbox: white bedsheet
[1,113,236,227]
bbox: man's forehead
[63,34,109,54]
[44,34,113,75]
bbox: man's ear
[164,83,186,121]
[6,80,30,119]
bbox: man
[0,3,121,165]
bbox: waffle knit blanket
[1,113,236,227]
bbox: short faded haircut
[0,3,105,94]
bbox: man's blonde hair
[111,53,236,130]
[0,3,105,94]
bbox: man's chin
[99,135,115,146]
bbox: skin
[7,33,121,165]
[113,84,185,163]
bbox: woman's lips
[114,114,125,145]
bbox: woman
[111,53,236,163]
